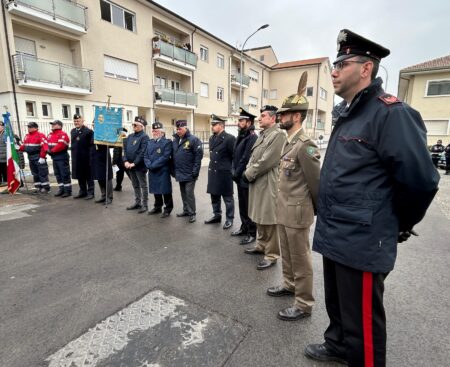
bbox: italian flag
[3,112,20,194]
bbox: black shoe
[204,216,221,224]
[161,211,170,218]
[304,344,347,365]
[267,285,295,297]
[54,191,64,197]
[113,186,122,191]
[240,235,256,245]
[189,215,196,223]
[176,212,189,217]
[256,259,276,270]
[73,193,87,199]
[95,198,106,203]
[127,203,142,210]
[105,198,113,205]
[231,228,246,236]
[40,188,51,194]
[148,207,162,215]
[223,220,233,230]
[61,192,72,198]
[277,306,311,321]
[138,206,148,214]
[84,194,95,200]
[244,246,264,255]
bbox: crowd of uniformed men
[13,29,443,367]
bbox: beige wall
[245,47,278,67]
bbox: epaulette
[299,134,310,142]
[378,93,401,105]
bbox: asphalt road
[0,168,449,367]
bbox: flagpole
[105,95,111,208]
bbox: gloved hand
[38,158,46,164]
[192,174,199,180]
[398,229,418,243]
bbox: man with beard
[71,114,94,199]
[305,29,439,366]
[243,105,286,270]
[230,108,258,244]
[205,114,236,229]
[266,73,321,322]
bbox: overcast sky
[155,0,450,96]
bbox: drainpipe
[2,3,22,139]
[313,63,320,138]
[260,68,264,109]
[190,27,197,131]
[228,54,232,116]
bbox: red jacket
[19,130,47,159]
[47,129,70,156]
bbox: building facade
[398,55,450,145]
[0,0,333,141]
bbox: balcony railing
[152,39,197,68]
[13,53,92,94]
[154,86,197,107]
[6,0,88,33]
[231,73,250,88]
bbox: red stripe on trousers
[362,272,374,367]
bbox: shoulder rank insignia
[306,146,318,157]
[378,94,401,105]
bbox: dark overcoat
[91,143,113,181]
[144,137,173,194]
[232,126,257,188]
[207,131,235,196]
[70,125,93,179]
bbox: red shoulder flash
[378,94,401,105]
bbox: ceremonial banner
[2,112,21,194]
[93,106,123,147]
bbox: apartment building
[398,55,450,145]
[0,0,333,141]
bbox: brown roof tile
[272,57,328,69]
[401,55,450,72]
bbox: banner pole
[104,95,111,208]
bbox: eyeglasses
[332,60,366,71]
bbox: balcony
[13,53,92,95]
[6,0,88,35]
[154,86,197,109]
[231,73,250,89]
[152,38,197,71]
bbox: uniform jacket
[172,130,203,182]
[144,136,173,195]
[207,130,236,196]
[232,126,257,188]
[70,125,93,179]
[47,129,70,161]
[123,130,149,171]
[276,128,320,229]
[91,143,113,181]
[313,78,440,273]
[430,143,444,155]
[244,125,286,224]
[0,130,6,163]
[112,137,127,168]
[19,130,47,159]
[445,144,450,157]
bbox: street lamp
[239,24,269,107]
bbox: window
[171,81,180,90]
[41,103,52,118]
[104,55,138,82]
[62,105,71,119]
[263,89,269,99]
[306,87,313,97]
[306,110,313,128]
[200,82,209,97]
[217,87,224,101]
[260,55,265,62]
[100,0,136,32]
[427,80,450,96]
[248,96,258,107]
[270,89,277,99]
[216,53,224,69]
[200,45,208,62]
[75,106,84,117]
[320,87,328,100]
[14,36,36,56]
[25,101,36,117]
[126,110,133,122]
[424,120,449,135]
[155,76,167,88]
[249,68,259,82]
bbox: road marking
[0,204,39,222]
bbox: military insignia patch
[184,141,190,149]
[76,137,80,141]
[306,146,317,156]
[157,148,161,153]
[133,140,137,145]
[337,30,347,50]
[378,94,401,105]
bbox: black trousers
[0,162,7,182]
[179,180,196,215]
[53,159,72,194]
[77,174,94,196]
[237,184,256,236]
[29,158,50,189]
[446,155,450,172]
[98,179,113,200]
[153,194,173,212]
[211,194,234,220]
[323,256,388,367]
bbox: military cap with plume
[277,71,309,112]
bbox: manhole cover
[46,290,248,367]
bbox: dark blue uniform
[445,144,450,174]
[144,136,173,213]
[71,125,94,196]
[91,143,113,203]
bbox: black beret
[134,116,147,126]
[152,121,163,129]
[260,105,278,113]
[175,120,187,128]
[73,114,82,119]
